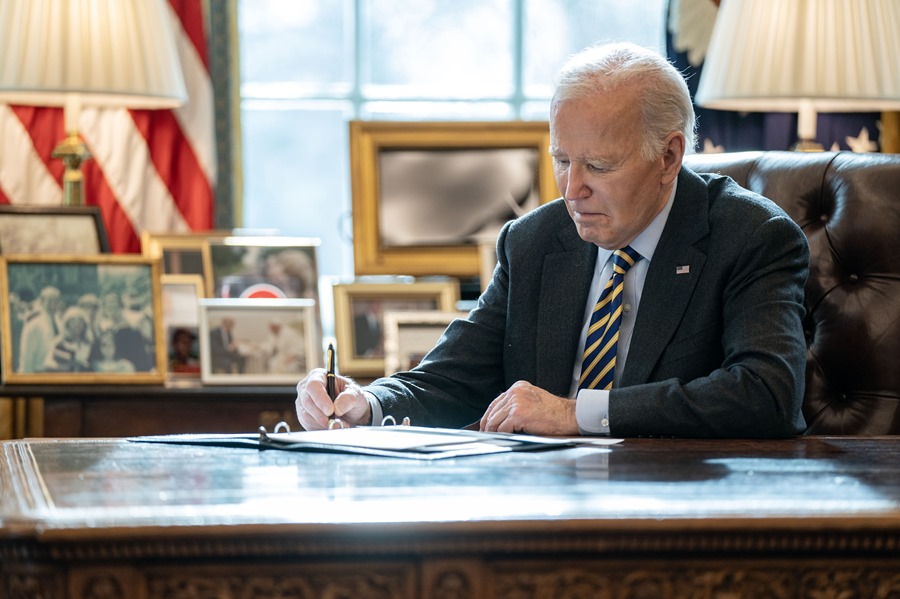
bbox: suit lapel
[536,225,596,395]
[622,168,710,387]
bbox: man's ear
[660,132,686,185]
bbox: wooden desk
[3,436,900,598]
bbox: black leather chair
[684,151,900,435]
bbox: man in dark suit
[209,317,245,374]
[296,42,808,438]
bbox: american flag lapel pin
[675,264,690,275]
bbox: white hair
[552,42,697,159]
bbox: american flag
[0,0,215,253]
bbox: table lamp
[0,0,187,206]
[694,0,900,151]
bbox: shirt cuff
[575,388,611,435]
[364,390,383,426]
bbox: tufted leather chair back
[684,151,900,435]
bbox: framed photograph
[0,254,165,384]
[349,120,558,277]
[382,310,467,376]
[206,236,321,300]
[0,205,110,254]
[198,298,320,385]
[333,280,460,376]
[161,274,205,380]
[141,231,232,298]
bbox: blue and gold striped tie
[579,246,642,391]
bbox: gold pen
[326,343,342,429]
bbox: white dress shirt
[572,183,677,434]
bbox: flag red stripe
[12,106,67,182]
[168,0,209,70]
[82,160,141,253]
[0,185,11,205]
[131,109,214,230]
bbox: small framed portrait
[206,236,321,301]
[0,205,110,254]
[161,274,205,380]
[382,310,467,376]
[0,254,165,384]
[140,230,231,296]
[332,280,460,376]
[198,298,320,385]
[349,120,558,277]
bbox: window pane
[241,103,354,282]
[360,0,514,98]
[523,0,667,98]
[239,0,350,88]
[237,0,668,288]
[362,101,516,121]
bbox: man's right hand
[295,369,372,430]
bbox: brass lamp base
[51,132,92,207]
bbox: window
[238,0,666,282]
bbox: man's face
[549,86,678,250]
[101,293,121,316]
[174,334,193,353]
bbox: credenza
[3,436,900,598]
[0,384,299,438]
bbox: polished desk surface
[3,436,900,535]
[4,436,900,599]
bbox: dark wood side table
[0,384,298,438]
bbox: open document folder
[128,426,612,460]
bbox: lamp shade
[0,0,187,110]
[695,0,900,114]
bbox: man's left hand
[480,381,578,436]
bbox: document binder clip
[381,415,412,426]
[259,421,291,442]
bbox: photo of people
[350,297,440,359]
[169,327,201,375]
[198,299,320,385]
[208,240,320,301]
[160,276,204,379]
[1,258,164,384]
[332,281,460,376]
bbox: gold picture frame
[333,280,460,376]
[349,120,557,277]
[0,254,166,385]
[382,310,467,376]
[140,230,230,297]
[160,274,205,380]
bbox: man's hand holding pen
[295,360,372,431]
